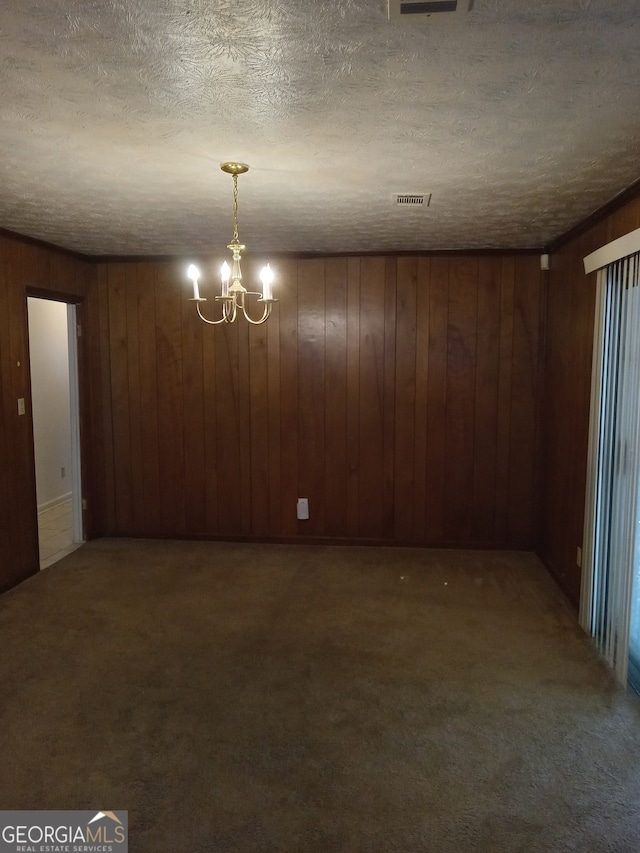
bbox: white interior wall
[27,297,71,510]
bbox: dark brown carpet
[1,539,640,852]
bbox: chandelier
[187,162,277,325]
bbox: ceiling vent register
[388,0,473,18]
[396,194,431,207]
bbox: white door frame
[67,304,84,544]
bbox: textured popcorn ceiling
[1,0,640,256]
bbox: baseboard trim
[95,530,536,552]
[38,492,72,514]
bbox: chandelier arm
[241,301,272,325]
[196,301,228,325]
[224,298,237,323]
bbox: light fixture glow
[260,264,274,300]
[187,162,277,326]
[187,264,201,300]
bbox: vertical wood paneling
[324,258,348,537]
[49,250,74,294]
[508,257,541,546]
[541,229,603,601]
[247,266,270,536]
[412,257,431,540]
[10,246,38,573]
[297,259,326,536]
[394,257,417,540]
[126,264,144,533]
[137,263,161,535]
[4,243,23,568]
[266,274,282,535]
[155,265,186,536]
[2,248,540,558]
[472,257,501,541]
[383,258,397,539]
[108,263,133,532]
[542,245,575,583]
[215,324,242,535]
[346,258,361,538]
[237,315,252,537]
[278,260,299,536]
[425,257,449,541]
[201,291,219,534]
[97,264,116,533]
[607,202,640,244]
[444,258,479,541]
[0,240,19,587]
[182,277,206,535]
[358,257,386,538]
[568,230,598,582]
[495,257,515,542]
[81,267,104,538]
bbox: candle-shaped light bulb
[220,261,230,297]
[187,264,201,300]
[260,264,274,300]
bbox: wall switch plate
[17,398,25,416]
[297,498,309,520]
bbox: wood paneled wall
[7,191,640,602]
[0,237,546,595]
[0,232,94,592]
[93,253,544,547]
[539,195,640,605]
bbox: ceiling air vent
[388,0,473,19]
[396,193,431,207]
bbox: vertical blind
[581,252,640,684]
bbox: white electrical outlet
[17,398,25,416]
[297,498,309,520]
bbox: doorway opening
[27,297,83,568]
